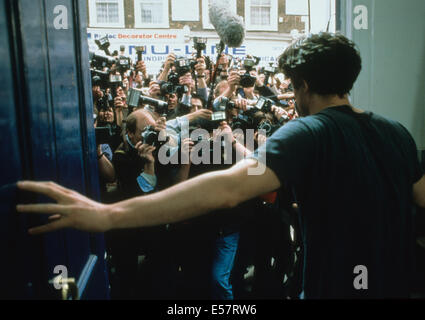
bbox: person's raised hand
[16,181,111,234]
[135,142,156,163]
[148,82,161,99]
[271,105,289,121]
[114,96,126,109]
[187,109,212,123]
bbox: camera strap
[125,134,136,149]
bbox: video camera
[89,52,116,70]
[127,88,169,116]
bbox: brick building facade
[86,0,307,74]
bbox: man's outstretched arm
[17,159,281,235]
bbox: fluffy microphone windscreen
[209,0,245,48]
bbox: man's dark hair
[191,93,205,107]
[278,32,362,97]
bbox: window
[88,0,125,28]
[171,0,199,21]
[285,0,308,15]
[245,0,278,31]
[202,0,237,30]
[134,0,169,28]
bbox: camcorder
[127,88,169,116]
[240,56,260,88]
[89,51,124,91]
[89,52,116,70]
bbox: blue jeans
[211,232,240,300]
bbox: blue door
[0,0,109,299]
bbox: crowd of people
[19,32,425,299]
[91,47,301,300]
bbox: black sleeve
[251,118,315,187]
[113,152,145,198]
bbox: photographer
[130,60,151,89]
[113,86,127,127]
[108,109,179,299]
[96,106,123,152]
[113,109,159,198]
[142,81,176,120]
[94,113,116,204]
[171,119,251,300]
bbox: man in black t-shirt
[18,33,425,299]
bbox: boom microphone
[209,0,245,47]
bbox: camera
[214,96,235,111]
[89,52,116,70]
[231,113,253,131]
[210,97,234,125]
[134,46,146,68]
[141,125,169,148]
[189,127,209,147]
[157,72,189,97]
[263,63,277,75]
[257,120,279,137]
[239,56,260,88]
[116,55,131,75]
[255,96,274,113]
[243,56,260,70]
[193,37,207,58]
[91,69,110,89]
[174,56,197,76]
[95,36,111,56]
[240,73,257,88]
[95,126,114,145]
[127,88,169,115]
